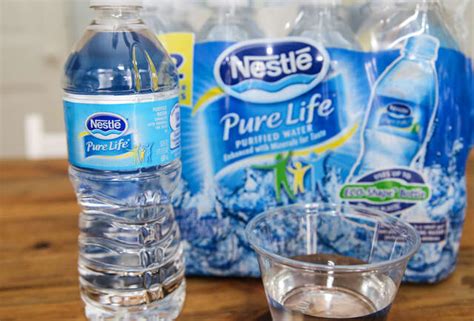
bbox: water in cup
[266,254,396,321]
[246,204,421,321]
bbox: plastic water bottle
[351,35,440,177]
[351,0,461,178]
[197,0,263,42]
[290,0,361,50]
[142,0,168,34]
[63,0,185,320]
[357,0,459,51]
[143,0,193,34]
[289,0,360,148]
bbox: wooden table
[1,158,473,321]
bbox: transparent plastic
[357,0,460,50]
[63,5,185,321]
[197,1,264,42]
[142,2,168,35]
[289,1,361,49]
[246,203,421,320]
[143,0,193,34]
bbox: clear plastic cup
[246,203,421,321]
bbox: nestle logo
[387,104,412,118]
[86,113,128,140]
[215,38,330,103]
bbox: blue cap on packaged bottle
[90,0,143,7]
[404,35,440,60]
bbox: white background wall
[0,0,70,157]
[0,0,472,158]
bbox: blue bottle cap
[404,35,440,60]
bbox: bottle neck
[302,4,335,14]
[393,1,442,13]
[210,5,250,24]
[413,2,447,35]
[213,5,246,16]
[300,5,339,28]
[92,6,142,25]
[376,0,440,16]
[415,1,442,13]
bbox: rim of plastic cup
[245,203,421,273]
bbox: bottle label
[64,94,180,171]
[159,33,473,282]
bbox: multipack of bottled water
[150,0,472,284]
[63,1,472,317]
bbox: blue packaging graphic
[352,36,440,178]
[169,34,473,282]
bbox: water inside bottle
[63,4,185,320]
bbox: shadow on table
[255,311,272,321]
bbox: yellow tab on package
[158,33,195,108]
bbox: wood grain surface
[0,157,473,321]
